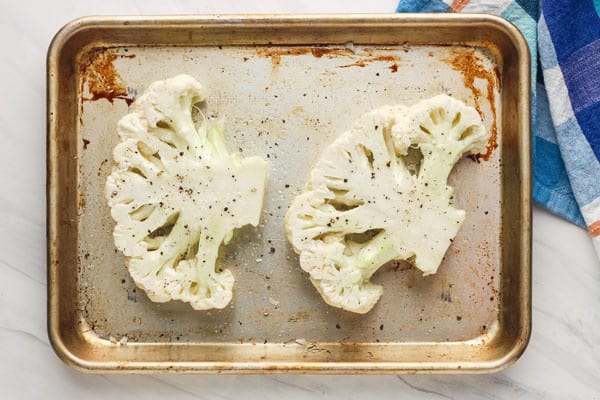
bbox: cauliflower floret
[285,95,489,313]
[105,74,268,310]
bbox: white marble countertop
[2,0,599,398]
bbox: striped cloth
[397,0,600,258]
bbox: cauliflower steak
[285,95,489,313]
[106,75,268,310]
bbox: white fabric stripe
[580,196,600,227]
[462,0,512,14]
[543,66,576,126]
[538,15,559,69]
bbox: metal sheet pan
[47,14,531,373]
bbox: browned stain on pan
[256,46,353,67]
[338,55,400,68]
[310,47,348,58]
[80,49,135,106]
[256,46,401,73]
[443,48,499,161]
[288,311,310,322]
[257,46,352,61]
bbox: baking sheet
[48,14,531,373]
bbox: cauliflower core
[106,75,268,310]
[285,95,489,313]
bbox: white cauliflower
[285,95,489,314]
[105,75,268,310]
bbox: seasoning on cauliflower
[285,95,489,314]
[105,74,268,310]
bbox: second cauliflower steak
[285,95,490,313]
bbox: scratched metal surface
[76,42,501,347]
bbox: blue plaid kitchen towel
[397,0,600,257]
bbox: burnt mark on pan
[77,193,86,215]
[79,48,135,120]
[256,45,353,66]
[255,46,353,69]
[288,311,310,322]
[440,290,452,303]
[443,48,499,161]
[255,46,401,72]
[338,55,400,69]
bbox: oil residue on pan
[444,48,499,161]
[79,49,135,107]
